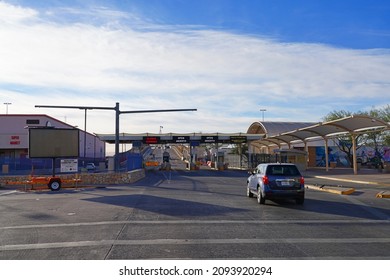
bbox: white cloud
[0,2,389,145]
[0,2,37,23]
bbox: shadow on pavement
[269,197,390,220]
[83,194,248,217]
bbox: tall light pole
[4,102,11,114]
[260,109,266,122]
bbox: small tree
[363,105,390,164]
[323,110,362,167]
[323,105,390,167]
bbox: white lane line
[1,238,390,251]
[0,190,19,196]
[1,219,388,230]
[153,179,164,187]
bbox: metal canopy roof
[251,115,390,147]
[247,121,316,136]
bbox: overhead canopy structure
[96,132,264,144]
[247,121,317,149]
[248,115,390,174]
[247,121,317,136]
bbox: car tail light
[262,176,269,185]
[300,176,305,184]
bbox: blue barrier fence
[0,152,143,175]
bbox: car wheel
[48,179,61,191]
[296,197,304,205]
[257,187,265,204]
[247,184,254,198]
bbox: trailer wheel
[48,179,61,191]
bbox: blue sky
[1,0,389,153]
[12,0,390,49]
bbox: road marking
[0,190,19,196]
[1,219,389,230]
[1,238,390,251]
[153,179,164,187]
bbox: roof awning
[252,115,390,147]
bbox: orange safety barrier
[145,161,160,167]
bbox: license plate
[281,181,290,186]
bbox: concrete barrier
[0,169,145,190]
[376,191,390,199]
[306,184,355,195]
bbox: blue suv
[247,163,305,205]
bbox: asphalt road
[0,169,389,260]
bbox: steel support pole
[84,109,87,160]
[304,141,308,171]
[324,137,329,172]
[115,102,120,172]
[352,134,358,175]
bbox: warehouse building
[0,114,105,174]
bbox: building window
[26,119,40,125]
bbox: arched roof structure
[247,115,390,174]
[247,121,316,137]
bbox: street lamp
[4,102,11,114]
[260,109,266,122]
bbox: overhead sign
[172,136,190,143]
[230,136,247,144]
[143,136,161,144]
[201,136,218,143]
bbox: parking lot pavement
[1,167,389,193]
[303,167,390,186]
[302,167,390,197]
[0,169,389,260]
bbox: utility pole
[4,102,11,114]
[260,109,266,122]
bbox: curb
[306,184,355,195]
[376,191,390,199]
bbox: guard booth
[216,151,226,170]
[163,151,170,163]
[161,150,171,170]
[275,149,307,172]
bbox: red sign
[9,135,21,145]
[143,137,160,144]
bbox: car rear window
[266,165,300,176]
